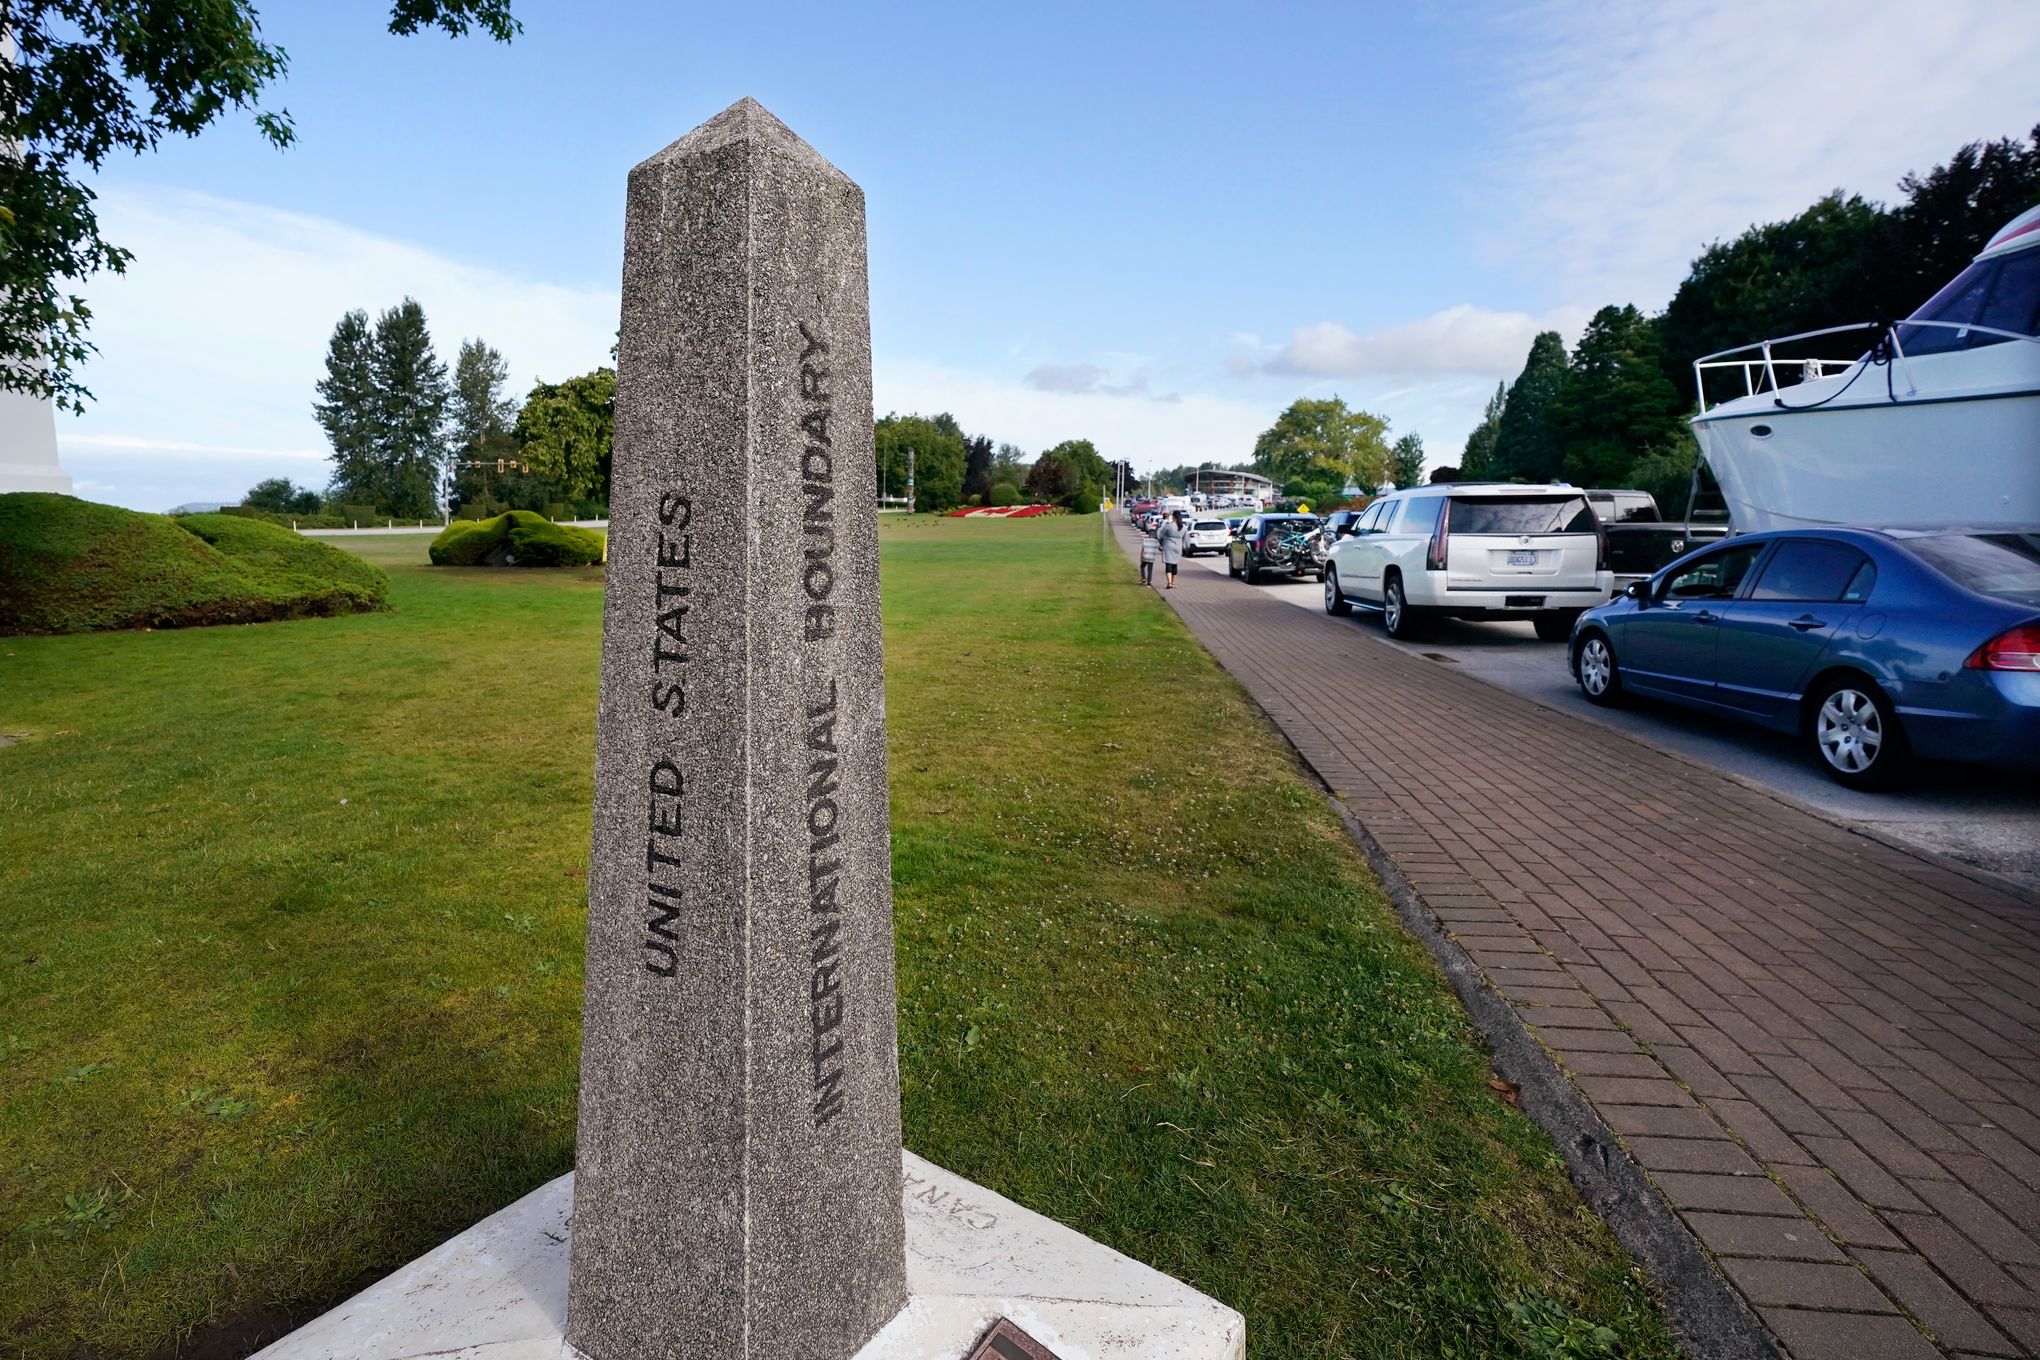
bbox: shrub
[0,494,389,634]
[1067,480,1102,514]
[333,503,379,526]
[428,510,605,567]
[543,503,568,522]
[989,483,1021,507]
[215,506,354,530]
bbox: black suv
[1227,514,1322,584]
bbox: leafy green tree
[1039,438,1109,493]
[1625,431,1704,519]
[1250,397,1391,491]
[1387,433,1425,490]
[875,414,966,512]
[1461,382,1505,477]
[1023,453,1074,506]
[313,299,451,518]
[990,442,1028,490]
[1550,305,1687,488]
[1656,193,1890,404]
[1886,124,2040,312]
[1488,332,1568,483]
[243,478,320,515]
[0,0,517,412]
[515,368,615,502]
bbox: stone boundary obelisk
[567,98,907,1360]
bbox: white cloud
[877,357,1267,474]
[1023,360,1178,401]
[1491,0,2040,307]
[1024,362,1108,393]
[1264,304,1592,378]
[62,186,619,509]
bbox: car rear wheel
[1324,567,1352,616]
[1811,678,1909,790]
[1245,553,1261,585]
[1574,632,1622,707]
[1382,575,1424,639]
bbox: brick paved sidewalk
[1119,521,2040,1359]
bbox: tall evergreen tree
[447,338,520,508]
[1550,305,1687,488]
[368,299,451,518]
[962,434,994,501]
[312,298,450,517]
[1488,332,1568,483]
[1387,432,1426,489]
[452,338,518,457]
[313,309,379,503]
[1460,381,1505,477]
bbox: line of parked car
[1173,484,2039,789]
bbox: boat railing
[1694,318,2040,412]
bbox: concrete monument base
[251,1150,1244,1360]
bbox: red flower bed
[943,505,1055,518]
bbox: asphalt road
[1176,545,2040,893]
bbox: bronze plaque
[966,1317,1063,1360]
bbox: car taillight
[1427,501,1449,571]
[1595,518,1609,571]
[1967,623,2040,671]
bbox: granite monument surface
[566,96,908,1360]
[249,98,1243,1360]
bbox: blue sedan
[1568,528,2040,789]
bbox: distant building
[1185,467,1274,502]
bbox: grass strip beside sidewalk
[0,519,1673,1357]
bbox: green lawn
[0,519,1672,1358]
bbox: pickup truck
[1587,488,1729,592]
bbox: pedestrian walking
[1156,511,1186,589]
[1139,529,1158,585]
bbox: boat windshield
[1896,250,2040,355]
[1907,533,2040,605]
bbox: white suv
[1322,484,1610,641]
[1184,518,1232,556]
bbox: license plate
[1508,551,1538,566]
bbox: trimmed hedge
[0,494,390,634]
[214,506,357,530]
[989,483,1022,507]
[428,510,605,567]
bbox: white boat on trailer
[1690,204,2040,534]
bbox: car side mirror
[1623,580,1650,603]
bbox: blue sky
[54,0,2040,509]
